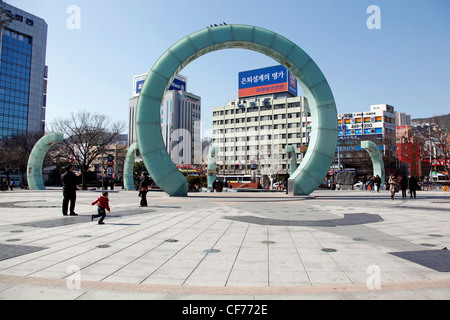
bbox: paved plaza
[0,187,449,300]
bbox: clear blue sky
[6,0,450,137]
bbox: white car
[273,182,282,189]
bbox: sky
[5,0,450,137]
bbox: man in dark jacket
[62,165,78,216]
[408,175,418,199]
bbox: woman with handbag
[388,174,397,200]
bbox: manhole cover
[96,245,110,248]
[353,238,367,242]
[5,239,21,242]
[261,241,275,244]
[10,230,23,233]
[429,234,443,238]
[421,243,437,247]
[204,249,221,253]
[321,248,337,253]
[165,239,179,243]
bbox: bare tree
[50,110,126,189]
[413,114,450,175]
[0,132,44,184]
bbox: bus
[430,173,450,185]
[216,175,258,184]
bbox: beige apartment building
[211,95,311,177]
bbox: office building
[211,65,311,177]
[337,104,397,174]
[0,2,48,139]
[128,73,202,165]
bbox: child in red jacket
[91,191,110,225]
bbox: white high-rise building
[212,96,310,176]
[395,112,411,126]
[128,73,202,165]
[211,65,311,177]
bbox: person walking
[91,191,110,225]
[408,175,418,199]
[388,174,397,200]
[62,165,78,216]
[139,173,149,207]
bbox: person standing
[400,175,408,199]
[139,173,149,207]
[374,175,381,192]
[388,174,397,200]
[408,175,418,199]
[62,165,78,216]
[368,176,374,192]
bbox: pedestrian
[62,165,78,216]
[374,175,381,192]
[388,174,397,200]
[408,175,418,199]
[139,173,149,207]
[400,175,408,199]
[91,191,110,225]
[368,176,374,192]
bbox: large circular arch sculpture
[136,24,338,196]
[27,132,64,190]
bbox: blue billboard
[238,65,297,98]
[135,76,187,95]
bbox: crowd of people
[359,174,418,200]
[387,173,418,200]
[359,175,383,192]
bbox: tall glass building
[0,1,48,140]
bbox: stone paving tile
[0,188,450,300]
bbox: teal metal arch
[285,145,298,176]
[207,146,218,188]
[27,132,64,190]
[124,142,139,191]
[361,140,385,183]
[136,24,338,196]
